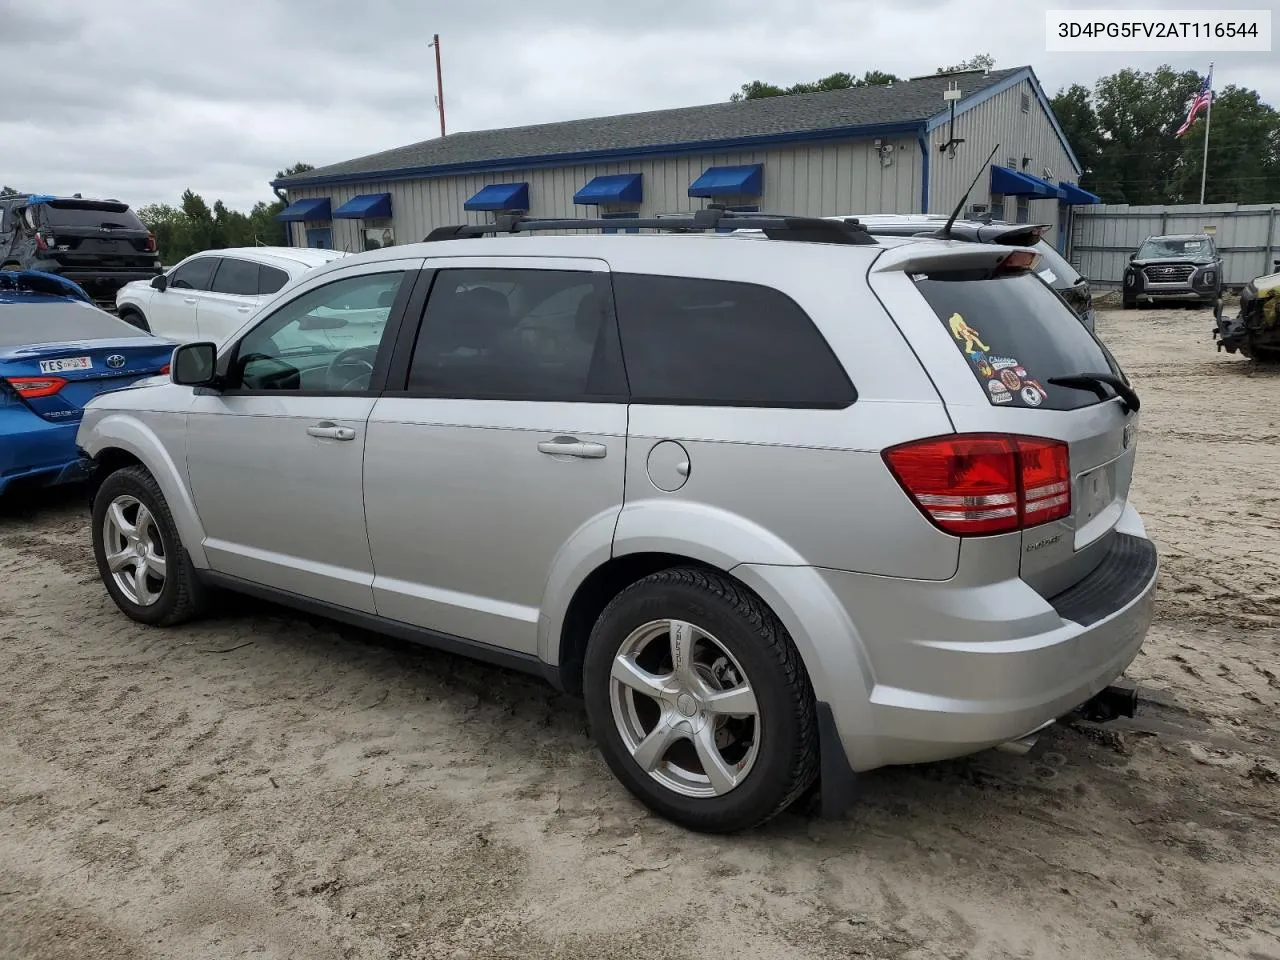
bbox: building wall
[283,136,924,251]
[928,78,1078,239]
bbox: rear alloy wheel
[92,466,207,626]
[583,567,818,833]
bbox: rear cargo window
[612,274,855,407]
[38,201,146,231]
[914,270,1117,411]
[1030,241,1083,287]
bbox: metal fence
[1068,202,1280,289]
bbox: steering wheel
[325,347,377,391]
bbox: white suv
[116,246,348,345]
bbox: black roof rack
[423,205,876,245]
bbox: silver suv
[76,211,1157,834]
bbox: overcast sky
[5,0,1276,211]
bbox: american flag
[1176,73,1213,137]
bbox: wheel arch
[80,415,208,567]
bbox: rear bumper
[0,407,83,495]
[809,505,1157,769]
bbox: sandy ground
[1,305,1278,960]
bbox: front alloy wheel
[609,618,761,798]
[101,494,168,606]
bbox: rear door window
[612,274,855,407]
[914,270,1117,411]
[209,257,261,296]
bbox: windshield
[38,201,146,231]
[1137,237,1213,259]
[914,270,1119,411]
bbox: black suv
[0,193,163,307]
[1122,233,1223,309]
[840,215,1096,332]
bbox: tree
[1051,83,1103,188]
[730,70,899,102]
[1167,85,1280,204]
[1,185,18,196]
[937,54,995,74]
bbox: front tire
[118,308,150,332]
[583,567,818,833]
[91,466,207,626]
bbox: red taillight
[883,433,1071,536]
[145,232,158,253]
[5,376,67,399]
[160,364,171,375]
[999,250,1039,272]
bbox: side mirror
[151,274,168,292]
[171,341,218,387]
[298,313,346,331]
[1128,253,1137,262]
[1273,258,1279,271]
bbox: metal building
[272,65,1098,253]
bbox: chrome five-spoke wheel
[101,494,168,606]
[609,618,761,798]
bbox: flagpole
[1199,61,1214,205]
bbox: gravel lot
[2,305,1278,960]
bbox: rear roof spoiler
[870,242,1039,275]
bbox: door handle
[237,305,252,313]
[307,422,356,441]
[183,297,197,304]
[536,437,607,459]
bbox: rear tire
[118,308,150,332]
[1122,298,1136,310]
[91,466,208,626]
[582,567,818,833]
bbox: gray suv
[75,211,1157,833]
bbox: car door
[185,258,425,612]
[198,255,263,345]
[149,255,220,341]
[364,257,629,654]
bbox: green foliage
[1,185,18,196]
[730,70,899,102]
[936,54,996,74]
[1052,67,1280,204]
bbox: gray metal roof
[279,68,1024,185]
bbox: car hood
[1132,256,1217,267]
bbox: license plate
[39,356,93,373]
[1076,465,1116,524]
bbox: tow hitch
[1078,683,1139,723]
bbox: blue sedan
[1,270,175,496]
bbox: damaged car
[1214,259,1280,363]
[1122,233,1223,309]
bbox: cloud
[3,0,1275,211]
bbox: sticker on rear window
[948,313,989,355]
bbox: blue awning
[464,182,530,212]
[688,164,763,198]
[573,173,643,206]
[275,197,332,222]
[332,193,393,219]
[990,166,1061,200]
[1058,181,1101,205]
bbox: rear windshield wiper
[1047,372,1140,414]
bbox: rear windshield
[914,270,1117,411]
[0,300,148,348]
[1030,240,1084,287]
[38,201,146,231]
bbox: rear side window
[612,274,855,407]
[169,256,219,291]
[210,257,260,296]
[259,265,290,295]
[406,268,626,400]
[39,201,146,231]
[914,271,1116,411]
